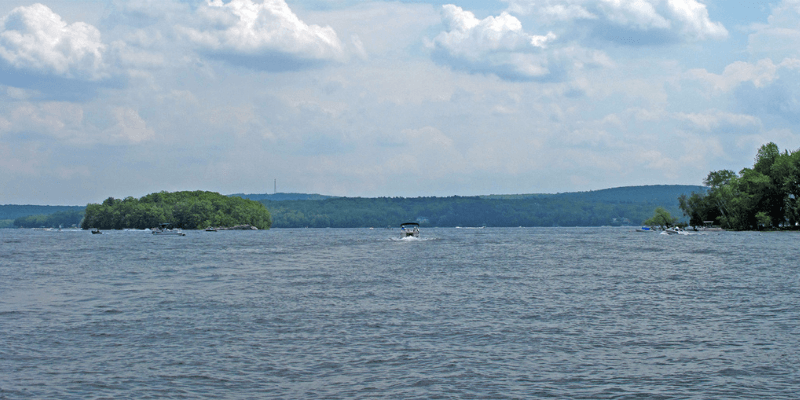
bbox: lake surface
[1,227,799,399]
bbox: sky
[0,0,798,205]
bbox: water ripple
[1,228,799,398]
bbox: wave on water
[4,227,799,399]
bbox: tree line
[13,210,85,228]
[679,142,800,230]
[5,186,700,230]
[81,191,272,230]
[261,194,686,228]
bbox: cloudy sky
[0,0,797,205]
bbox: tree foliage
[81,191,271,230]
[643,207,677,229]
[679,142,800,230]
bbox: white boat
[400,222,420,238]
[152,223,186,236]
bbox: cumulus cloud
[504,0,727,44]
[686,56,800,126]
[428,4,557,80]
[0,102,154,145]
[687,58,800,92]
[180,0,344,70]
[747,0,800,60]
[673,110,762,133]
[103,107,155,144]
[732,66,800,125]
[0,3,107,80]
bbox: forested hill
[2,185,705,229]
[258,185,706,228]
[0,205,84,220]
[236,185,705,205]
[484,185,707,204]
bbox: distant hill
[235,185,707,206]
[2,185,708,228]
[228,192,334,201]
[483,185,707,206]
[258,185,708,228]
[0,205,85,220]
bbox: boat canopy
[400,222,419,227]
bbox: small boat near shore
[152,223,186,236]
[91,228,102,234]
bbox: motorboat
[636,226,653,232]
[91,228,102,234]
[152,223,186,236]
[204,226,217,232]
[662,227,688,235]
[400,222,420,238]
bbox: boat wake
[390,236,437,242]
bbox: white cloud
[665,0,727,40]
[687,58,800,92]
[505,0,727,44]
[103,107,155,144]
[179,0,344,69]
[747,0,800,60]
[1,102,154,145]
[6,102,85,141]
[0,3,107,80]
[673,110,762,133]
[428,4,557,80]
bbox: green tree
[82,191,271,230]
[643,207,678,229]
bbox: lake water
[1,227,799,399]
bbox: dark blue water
[1,228,799,399]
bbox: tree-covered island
[81,191,272,230]
[680,142,800,231]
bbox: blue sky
[0,0,798,204]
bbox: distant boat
[205,227,217,232]
[636,226,653,232]
[91,228,102,234]
[400,222,420,238]
[152,223,186,236]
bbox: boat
[152,223,186,236]
[204,226,217,232]
[400,222,420,238]
[91,228,102,234]
[636,226,653,232]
